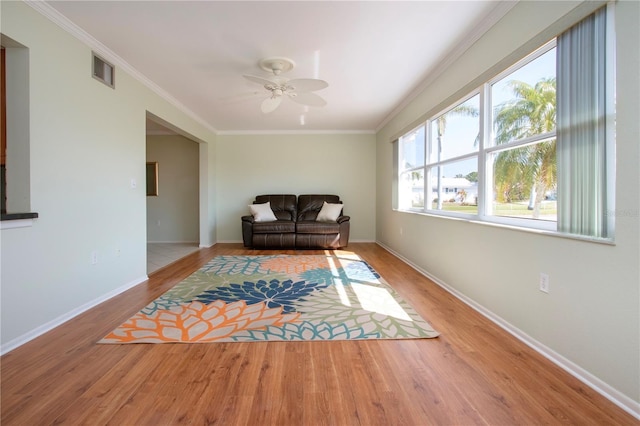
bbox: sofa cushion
[249,202,277,222]
[316,201,343,222]
[296,220,340,234]
[253,220,296,234]
[255,194,297,221]
[297,195,341,221]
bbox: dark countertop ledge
[1,212,39,221]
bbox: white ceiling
[46,1,514,133]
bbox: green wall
[0,1,217,348]
[376,0,639,409]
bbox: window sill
[1,212,39,229]
[393,208,615,246]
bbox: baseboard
[0,275,148,356]
[376,241,640,420]
[212,239,377,245]
[147,241,199,244]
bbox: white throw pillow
[316,201,343,222]
[249,202,277,222]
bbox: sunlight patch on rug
[99,254,439,343]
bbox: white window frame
[481,40,557,232]
[396,31,614,238]
[398,124,426,212]
[424,90,481,219]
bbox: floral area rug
[100,254,439,343]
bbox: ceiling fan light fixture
[258,57,295,75]
[243,56,328,114]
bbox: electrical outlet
[91,251,98,265]
[539,272,549,293]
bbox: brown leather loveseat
[241,194,350,249]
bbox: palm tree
[493,78,556,218]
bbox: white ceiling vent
[92,52,114,88]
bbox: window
[396,6,614,240]
[487,45,557,224]
[428,94,479,215]
[398,126,425,209]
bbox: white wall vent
[92,52,114,88]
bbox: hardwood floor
[1,243,636,425]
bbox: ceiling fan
[243,57,328,113]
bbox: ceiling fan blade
[261,96,282,113]
[290,92,327,107]
[243,74,277,87]
[287,78,329,92]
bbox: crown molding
[24,0,218,136]
[375,0,518,133]
[217,129,375,136]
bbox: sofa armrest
[241,216,254,247]
[337,215,350,224]
[338,216,350,247]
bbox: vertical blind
[557,6,611,238]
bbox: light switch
[130,178,137,189]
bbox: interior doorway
[145,115,200,273]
